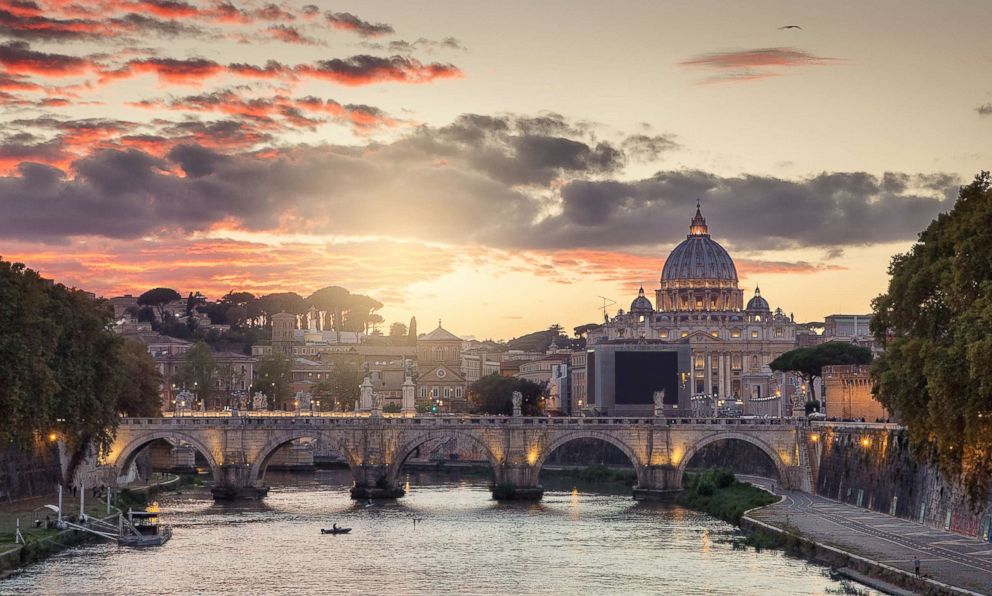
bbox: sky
[0,0,989,340]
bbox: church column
[703,350,713,394]
[720,353,728,398]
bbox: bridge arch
[387,430,502,486]
[676,431,789,484]
[248,430,357,486]
[112,431,221,483]
[534,431,646,485]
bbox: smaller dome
[630,286,653,314]
[746,286,770,311]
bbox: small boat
[321,527,352,535]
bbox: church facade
[588,205,805,415]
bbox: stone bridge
[104,415,815,500]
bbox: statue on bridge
[653,389,665,417]
[512,391,523,417]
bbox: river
[2,470,875,595]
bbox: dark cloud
[324,11,393,37]
[522,170,957,250]
[0,113,957,253]
[295,55,461,85]
[365,37,466,54]
[978,103,992,116]
[0,41,95,77]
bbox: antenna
[596,296,616,322]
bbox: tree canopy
[769,341,872,400]
[871,171,992,503]
[137,287,180,320]
[0,259,161,481]
[469,374,546,415]
[254,352,293,410]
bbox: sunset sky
[1,0,989,339]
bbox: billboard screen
[614,351,679,405]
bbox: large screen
[614,351,679,405]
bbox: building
[517,353,570,385]
[823,364,890,421]
[416,321,468,411]
[823,314,871,340]
[588,204,802,415]
[569,350,587,415]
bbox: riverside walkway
[741,476,992,595]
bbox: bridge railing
[117,415,808,428]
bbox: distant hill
[506,327,580,352]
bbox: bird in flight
[778,25,803,30]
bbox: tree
[254,353,293,410]
[307,286,351,330]
[871,171,992,503]
[408,316,418,345]
[256,292,307,325]
[0,259,163,483]
[173,342,218,409]
[116,340,163,417]
[137,287,181,321]
[389,322,408,338]
[469,374,546,415]
[769,342,872,401]
[573,323,601,338]
[326,360,362,411]
[344,294,383,333]
[185,291,205,317]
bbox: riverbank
[0,474,183,579]
[739,477,991,595]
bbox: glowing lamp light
[47,432,58,443]
[860,437,871,448]
[810,434,819,442]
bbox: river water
[3,470,874,595]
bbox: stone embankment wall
[815,426,992,541]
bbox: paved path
[740,476,992,594]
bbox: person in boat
[332,523,338,531]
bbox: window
[444,387,451,398]
[751,330,759,339]
[710,330,718,338]
[639,315,645,322]
[659,330,669,339]
[695,298,703,308]
[775,327,784,337]
[731,328,741,338]
[751,355,759,369]
[732,354,742,370]
[681,331,689,338]
[455,387,463,398]
[694,354,705,369]
[419,387,427,398]
[430,387,438,398]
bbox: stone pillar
[401,375,416,417]
[633,465,681,500]
[491,413,542,500]
[350,464,405,500]
[359,376,373,411]
[705,352,714,415]
[211,463,269,500]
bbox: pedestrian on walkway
[913,557,920,577]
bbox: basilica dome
[660,205,738,284]
[655,204,744,313]
[746,287,770,311]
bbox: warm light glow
[861,437,872,448]
[526,446,540,466]
[146,502,161,513]
[810,434,819,442]
[47,432,58,443]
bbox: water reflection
[2,470,877,596]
